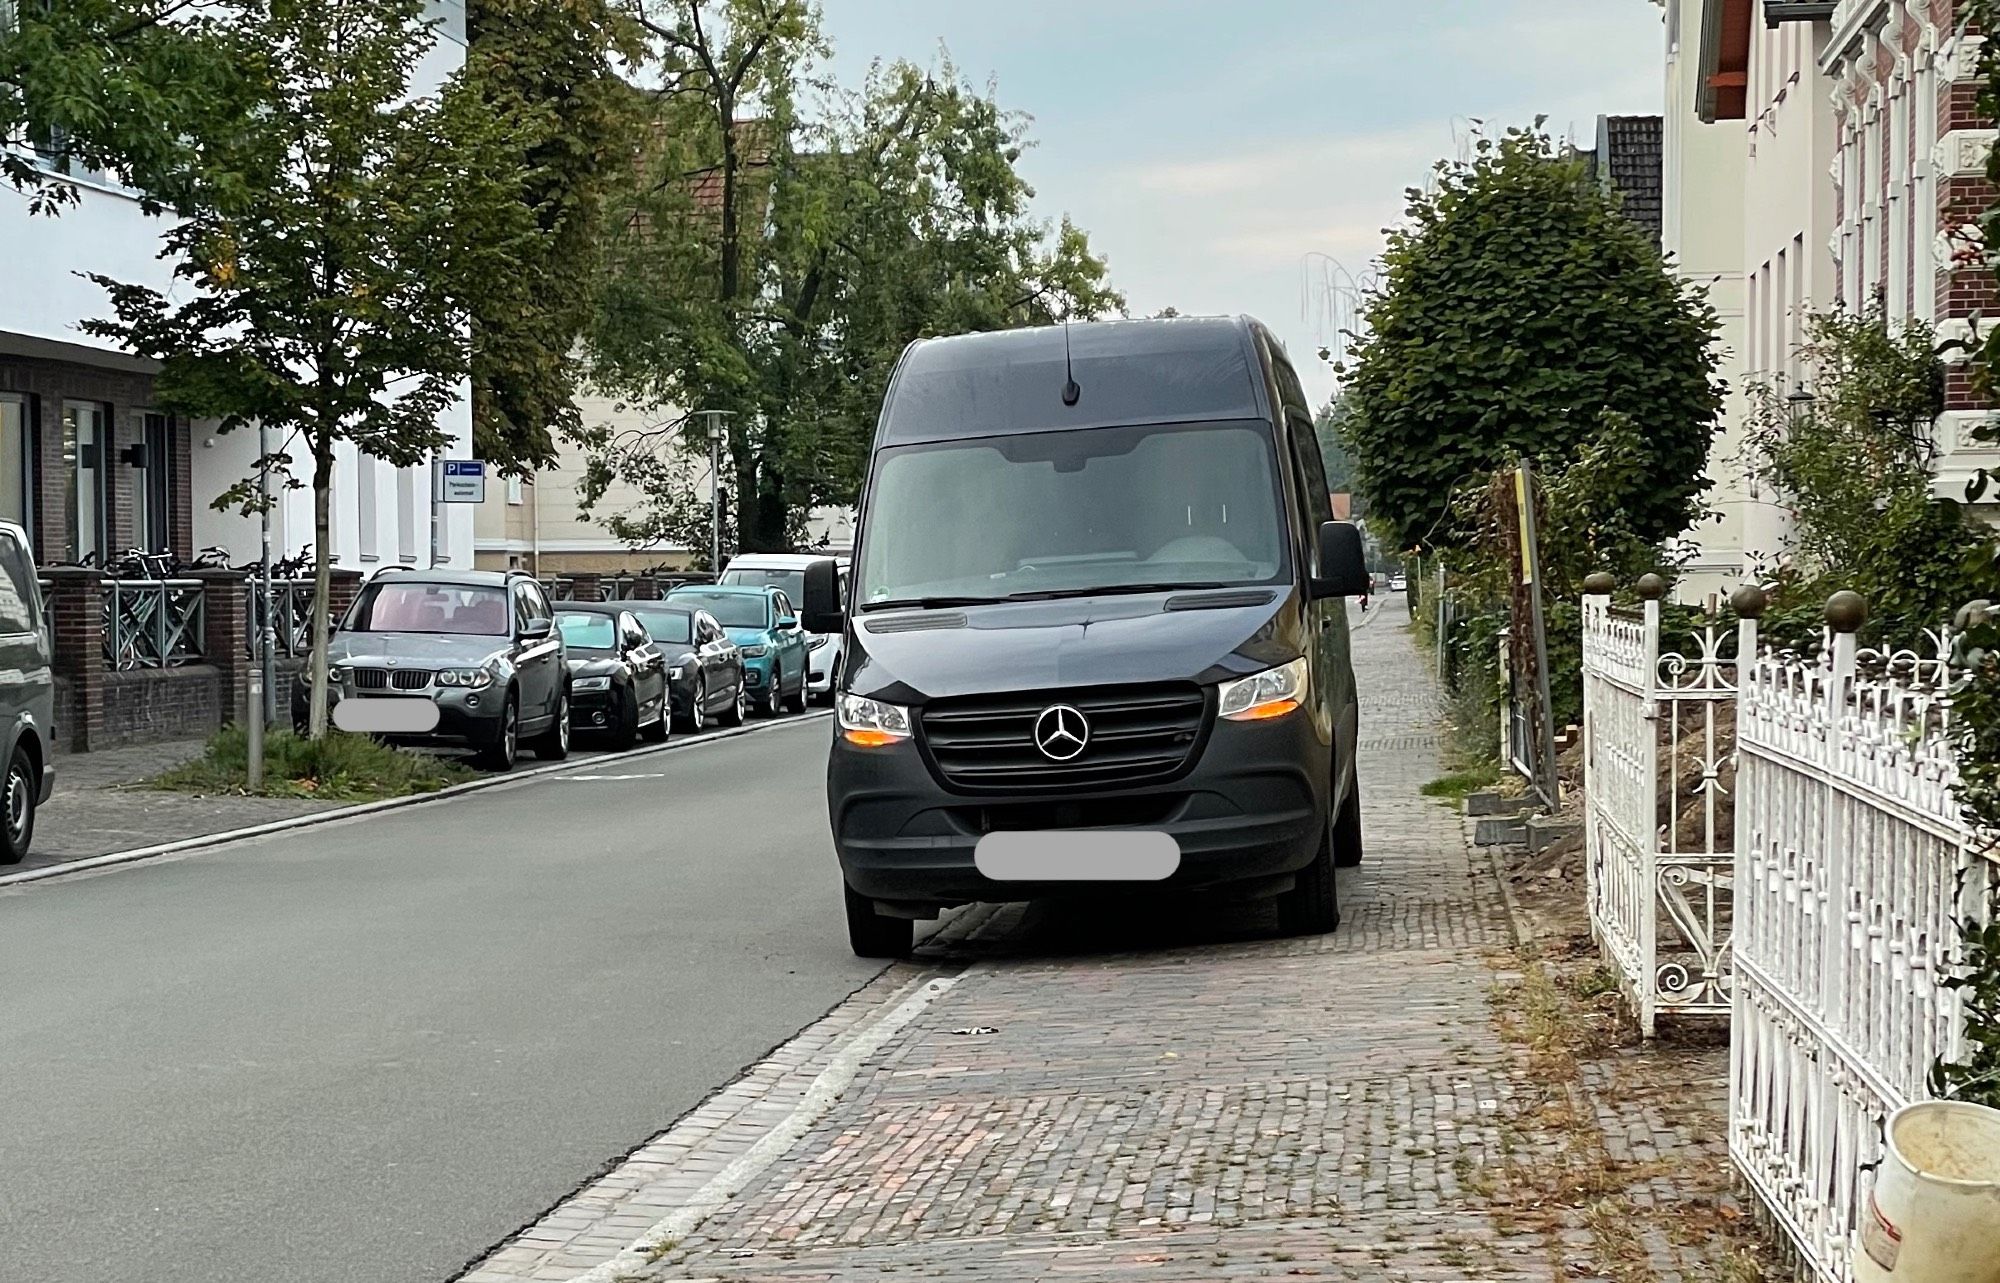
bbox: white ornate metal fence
[1581,581,1740,1037]
[1730,601,1997,1283]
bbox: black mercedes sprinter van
[801,315,1370,958]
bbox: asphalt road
[0,712,888,1283]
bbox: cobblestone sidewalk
[464,608,1758,1283]
[16,738,336,876]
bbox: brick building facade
[0,346,193,567]
[1674,0,1998,597]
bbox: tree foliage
[461,0,646,474]
[82,0,537,737]
[1742,307,1986,646]
[0,0,252,211]
[578,0,1123,555]
[1340,125,1722,557]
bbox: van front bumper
[828,712,1329,909]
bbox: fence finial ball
[1729,583,1768,619]
[1825,590,1869,634]
[1582,571,1616,596]
[1634,573,1668,601]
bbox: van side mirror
[1312,522,1372,599]
[800,559,843,634]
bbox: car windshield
[672,592,769,628]
[856,421,1288,606]
[349,582,512,635]
[719,567,805,601]
[556,612,617,652]
[626,609,692,645]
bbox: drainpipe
[530,475,540,576]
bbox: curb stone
[0,710,831,890]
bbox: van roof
[722,553,846,569]
[877,315,1278,447]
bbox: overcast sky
[819,0,1667,409]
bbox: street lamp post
[259,420,277,726]
[698,411,731,572]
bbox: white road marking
[559,774,668,782]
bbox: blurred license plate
[973,831,1179,881]
[333,699,440,735]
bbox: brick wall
[96,665,229,750]
[0,354,193,563]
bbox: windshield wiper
[857,595,1008,613]
[999,582,1238,602]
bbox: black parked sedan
[552,605,670,748]
[621,602,750,732]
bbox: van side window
[1289,410,1334,522]
[0,532,34,635]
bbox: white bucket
[1853,1100,2000,1283]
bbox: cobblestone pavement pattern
[465,606,1739,1282]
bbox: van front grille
[919,682,1208,793]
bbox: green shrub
[154,725,475,801]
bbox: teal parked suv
[665,584,809,716]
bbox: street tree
[578,0,1122,556]
[462,0,646,475]
[1340,125,1721,558]
[83,0,536,738]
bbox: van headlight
[1218,656,1307,721]
[837,692,912,747]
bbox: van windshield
[856,421,1288,608]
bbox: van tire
[844,883,914,958]
[1332,779,1363,868]
[1277,820,1341,936]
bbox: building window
[0,394,31,536]
[357,454,379,561]
[506,474,524,505]
[397,465,418,562]
[62,402,109,565]
[128,412,174,554]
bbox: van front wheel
[1277,819,1341,936]
[844,883,914,959]
[1332,780,1363,868]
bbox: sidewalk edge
[1,711,830,890]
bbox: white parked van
[718,552,849,703]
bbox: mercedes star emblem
[1033,704,1090,762]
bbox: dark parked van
[801,315,1371,958]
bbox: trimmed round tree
[1342,126,1722,557]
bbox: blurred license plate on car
[973,831,1179,881]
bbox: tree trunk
[306,436,336,739]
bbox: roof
[367,567,522,590]
[669,584,774,598]
[1595,115,1663,248]
[1696,0,1754,122]
[878,315,1276,447]
[552,600,647,614]
[724,553,844,569]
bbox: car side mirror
[522,618,554,641]
[799,560,842,635]
[1312,522,1372,599]
[776,615,798,632]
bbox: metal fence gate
[1580,588,1740,1036]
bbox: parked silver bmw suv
[293,568,569,769]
